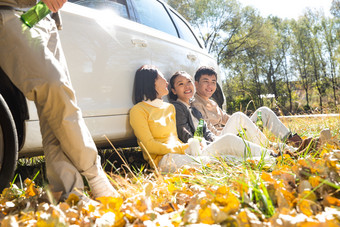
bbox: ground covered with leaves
[1,116,339,226]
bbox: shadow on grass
[13,147,149,188]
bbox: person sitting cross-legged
[168,71,299,157]
[191,66,303,148]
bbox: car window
[169,10,202,48]
[69,0,129,19]
[133,0,178,37]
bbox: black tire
[212,82,225,109]
[0,94,18,192]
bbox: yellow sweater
[129,101,189,167]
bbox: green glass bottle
[256,111,263,131]
[194,119,204,142]
[21,1,51,28]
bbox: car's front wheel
[0,94,18,191]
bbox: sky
[237,0,333,19]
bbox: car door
[130,0,220,81]
[58,1,154,144]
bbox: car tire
[212,82,225,109]
[0,94,18,192]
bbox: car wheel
[0,94,18,191]
[212,82,225,109]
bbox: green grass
[281,115,340,139]
[14,115,339,188]
[3,115,340,225]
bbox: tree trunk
[319,95,323,112]
[305,87,309,109]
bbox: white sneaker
[88,170,119,199]
[78,194,100,207]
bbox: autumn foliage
[1,117,340,226]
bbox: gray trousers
[0,9,100,199]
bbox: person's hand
[200,138,207,150]
[186,138,202,156]
[42,0,67,13]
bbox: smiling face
[155,72,169,99]
[195,74,217,100]
[171,74,195,104]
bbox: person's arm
[42,0,67,12]
[172,102,194,143]
[203,121,215,142]
[129,105,188,155]
[219,107,230,125]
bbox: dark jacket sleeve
[192,107,215,142]
[171,101,195,143]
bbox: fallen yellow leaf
[65,193,80,206]
[323,195,340,207]
[198,206,214,224]
[297,200,314,216]
[308,176,321,188]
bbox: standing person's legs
[250,107,291,140]
[0,10,117,199]
[39,112,84,200]
[220,112,268,146]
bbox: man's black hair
[194,66,217,82]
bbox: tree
[303,10,329,111]
[331,0,340,17]
[261,17,286,102]
[167,0,264,66]
[290,18,313,111]
[321,17,339,106]
[169,0,339,113]
[277,19,294,113]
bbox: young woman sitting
[168,71,215,144]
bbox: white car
[0,0,223,189]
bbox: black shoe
[270,152,280,158]
[286,133,303,148]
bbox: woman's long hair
[134,65,159,104]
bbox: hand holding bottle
[194,119,204,142]
[42,0,67,13]
[21,0,67,28]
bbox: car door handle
[131,38,147,47]
[187,53,197,61]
